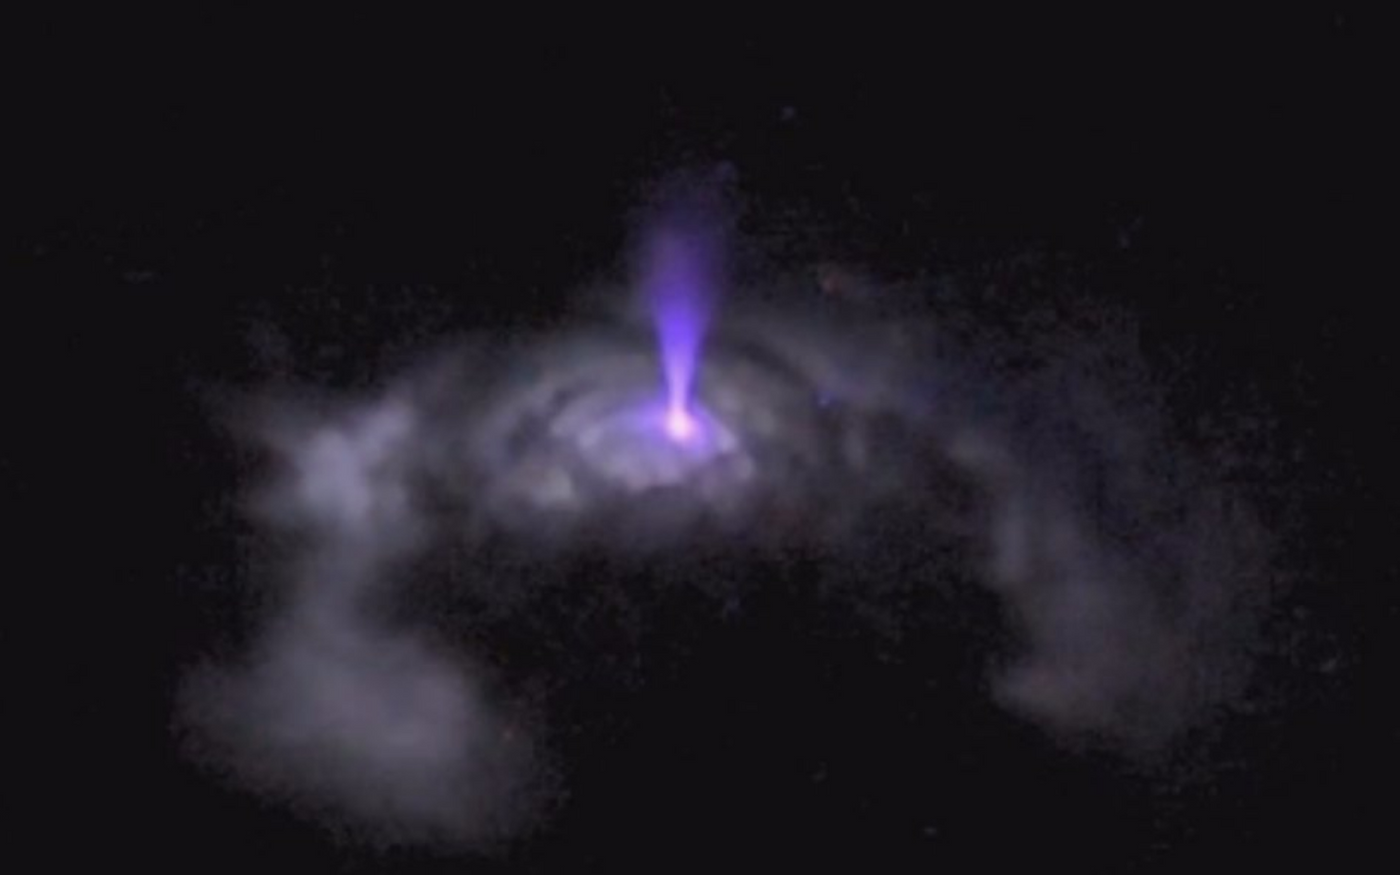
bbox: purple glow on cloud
[664,404,697,442]
[644,225,717,437]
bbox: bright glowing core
[665,405,697,441]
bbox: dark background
[10,12,1383,871]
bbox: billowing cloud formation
[178,279,1266,846]
[179,400,540,847]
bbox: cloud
[177,280,1269,847]
[178,395,544,848]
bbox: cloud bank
[177,277,1269,845]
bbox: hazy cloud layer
[178,284,1268,844]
